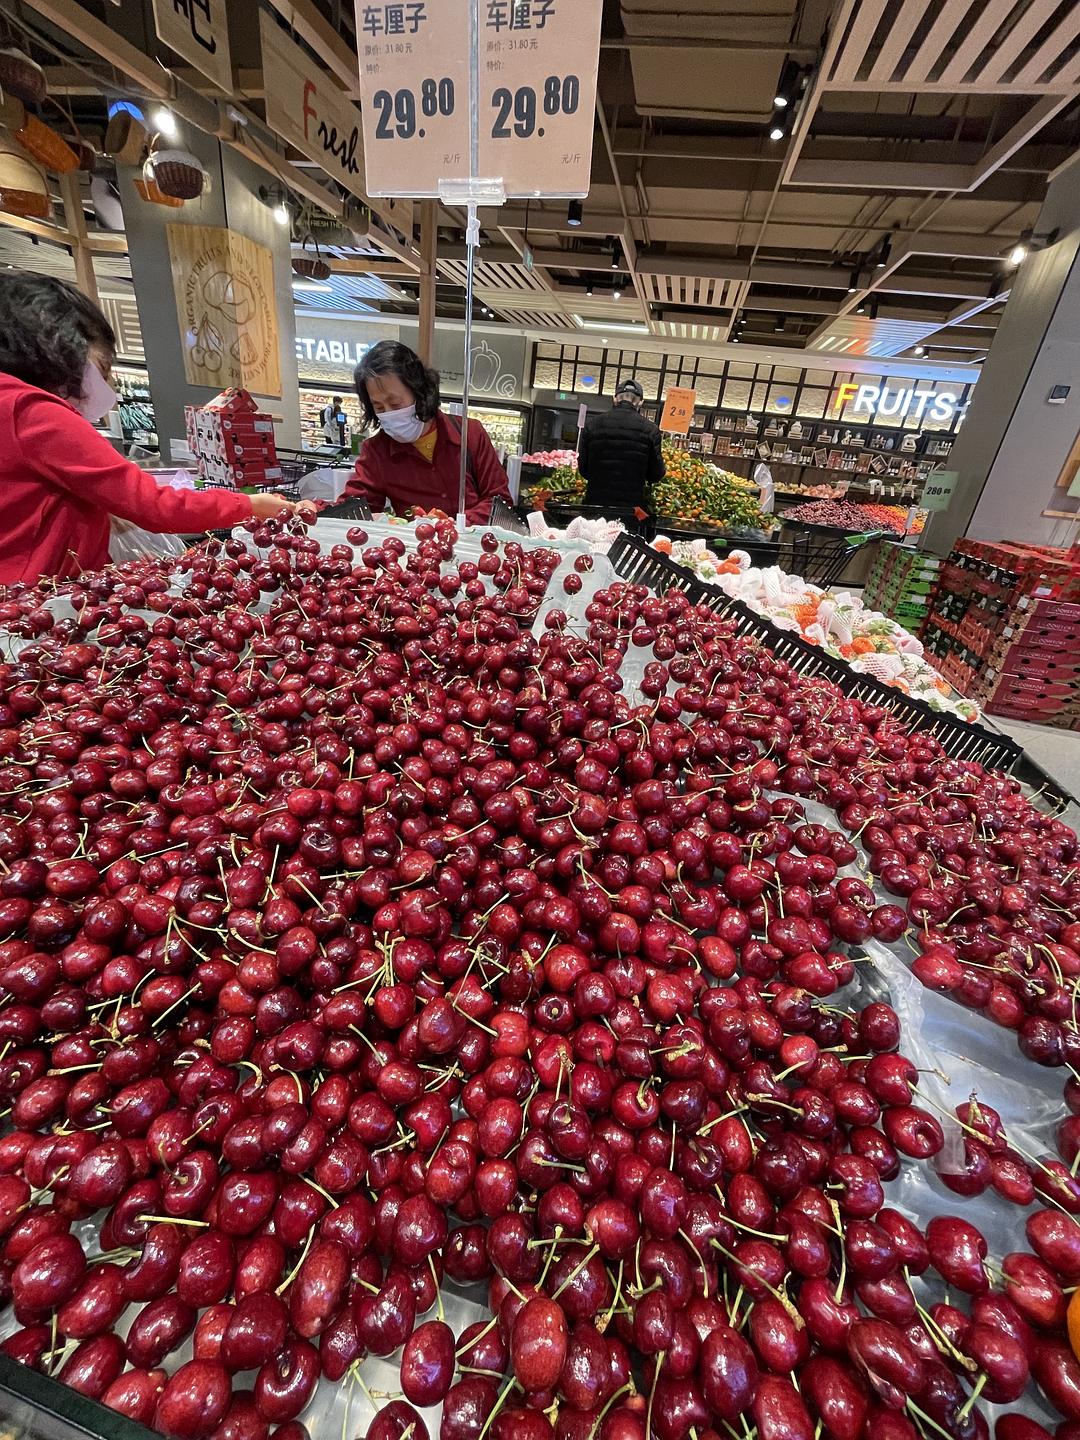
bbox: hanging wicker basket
[0,48,46,106]
[292,233,331,280]
[144,147,205,200]
[134,175,183,208]
[0,93,24,131]
[0,129,49,218]
[103,111,148,166]
[71,139,96,173]
[15,113,78,174]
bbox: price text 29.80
[373,78,456,139]
[491,76,579,138]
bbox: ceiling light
[769,124,785,141]
[567,200,583,228]
[273,202,289,226]
[575,318,649,334]
[1008,241,1028,267]
[731,335,739,343]
[293,280,333,292]
[847,266,861,293]
[151,107,179,139]
[586,284,594,297]
[613,288,622,300]
[610,242,620,270]
[855,303,866,314]
[869,296,879,320]
[774,315,785,332]
[602,339,609,346]
[875,232,892,268]
[773,58,801,111]
[913,344,926,357]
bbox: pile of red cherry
[0,515,1076,1440]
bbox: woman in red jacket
[344,341,511,524]
[0,272,298,586]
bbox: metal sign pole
[458,203,479,529]
[358,0,602,528]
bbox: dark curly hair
[354,340,440,430]
[0,271,116,401]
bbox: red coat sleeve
[17,391,253,533]
[343,439,390,512]
[464,420,512,524]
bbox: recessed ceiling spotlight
[913,344,927,357]
[151,106,179,139]
[567,200,583,227]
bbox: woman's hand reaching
[250,493,317,522]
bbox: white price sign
[355,0,603,198]
[919,469,959,512]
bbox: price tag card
[355,0,603,197]
[660,387,697,436]
[355,1,471,195]
[481,0,603,196]
[919,469,959,512]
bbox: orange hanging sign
[660,387,697,435]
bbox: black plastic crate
[489,496,530,534]
[320,497,374,522]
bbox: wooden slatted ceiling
[640,273,741,309]
[495,309,576,330]
[437,258,550,294]
[829,0,1079,89]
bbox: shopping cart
[274,448,342,502]
[781,520,887,588]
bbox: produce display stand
[652,521,782,570]
[607,532,1080,816]
[1,516,1077,1437]
[541,501,653,538]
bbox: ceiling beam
[0,212,75,245]
[874,274,1001,300]
[820,78,1075,93]
[790,160,975,191]
[327,258,415,278]
[260,0,359,95]
[601,37,817,54]
[636,253,852,289]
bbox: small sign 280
[919,469,959,512]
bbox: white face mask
[77,361,118,425]
[379,403,426,443]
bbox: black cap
[616,378,643,399]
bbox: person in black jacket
[578,378,665,512]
